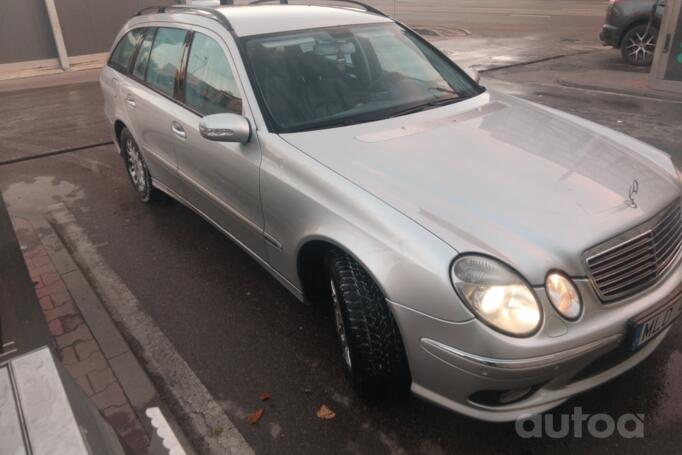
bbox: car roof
[215,5,393,36]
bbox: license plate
[628,291,682,351]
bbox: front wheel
[621,25,657,67]
[327,249,411,397]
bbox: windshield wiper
[428,86,458,96]
[389,96,461,118]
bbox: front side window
[184,32,242,116]
[242,23,483,133]
[145,27,188,97]
[132,28,156,80]
[109,28,143,71]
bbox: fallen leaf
[247,408,264,424]
[316,405,336,420]
[259,392,272,401]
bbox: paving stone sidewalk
[12,214,150,455]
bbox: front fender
[259,132,474,322]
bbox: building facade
[0,0,177,77]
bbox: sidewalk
[0,197,53,362]
[12,213,152,454]
[5,206,247,455]
[0,68,100,93]
[558,69,682,102]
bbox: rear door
[102,28,144,135]
[120,26,190,192]
[172,28,266,258]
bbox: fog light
[546,272,582,320]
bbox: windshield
[242,23,484,133]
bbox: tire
[120,128,162,203]
[327,249,410,397]
[621,24,657,67]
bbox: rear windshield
[241,23,483,133]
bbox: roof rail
[133,5,233,31]
[248,0,389,18]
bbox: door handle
[171,121,187,140]
[125,95,136,108]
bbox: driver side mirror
[464,67,481,84]
[199,113,251,143]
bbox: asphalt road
[2,2,682,454]
[387,0,606,42]
[235,0,607,42]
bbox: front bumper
[389,256,681,422]
[600,24,620,47]
[412,328,667,422]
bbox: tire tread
[328,250,410,396]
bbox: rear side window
[109,29,143,71]
[184,33,242,116]
[132,28,156,80]
[145,27,188,97]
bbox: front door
[172,29,266,258]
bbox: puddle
[3,176,85,212]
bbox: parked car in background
[600,0,664,66]
[101,2,682,422]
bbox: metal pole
[650,0,682,92]
[44,0,70,70]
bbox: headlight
[545,272,582,320]
[451,255,541,337]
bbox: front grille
[585,202,682,302]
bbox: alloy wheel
[625,31,656,65]
[126,138,147,194]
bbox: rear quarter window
[109,28,144,72]
[132,28,157,80]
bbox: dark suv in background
[600,0,664,66]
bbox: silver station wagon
[100,1,682,421]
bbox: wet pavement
[2,69,682,455]
[2,2,682,453]
[0,82,110,163]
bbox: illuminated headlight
[451,255,541,337]
[545,272,582,321]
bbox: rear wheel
[621,24,657,67]
[120,128,162,203]
[327,249,411,397]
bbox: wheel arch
[114,119,127,153]
[296,236,391,306]
[617,17,655,47]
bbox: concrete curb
[46,203,254,455]
[18,211,198,455]
[557,78,682,103]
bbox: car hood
[281,91,680,284]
